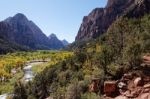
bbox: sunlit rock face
[75,0,150,41]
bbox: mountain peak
[48,33,57,39]
[48,33,65,49]
[62,39,69,46]
[5,13,28,23]
[14,13,26,18]
[13,13,28,21]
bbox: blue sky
[0,0,107,42]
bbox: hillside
[48,33,64,49]
[0,22,29,54]
[75,0,150,41]
[4,13,52,50]
[1,0,149,99]
[0,13,67,53]
[12,7,150,99]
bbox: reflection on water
[0,62,45,98]
[0,94,8,99]
[23,65,34,82]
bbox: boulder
[118,82,127,89]
[115,95,128,99]
[143,88,150,93]
[104,81,116,96]
[134,77,142,87]
[144,83,150,88]
[123,73,133,80]
[138,93,150,99]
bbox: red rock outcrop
[103,72,150,99]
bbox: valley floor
[0,50,73,97]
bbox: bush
[125,43,143,69]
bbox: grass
[32,62,49,73]
[0,70,23,94]
[0,50,73,94]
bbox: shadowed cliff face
[75,0,150,41]
[0,22,14,40]
[4,13,51,50]
[0,13,66,50]
[125,0,150,18]
[48,34,65,49]
[0,22,29,54]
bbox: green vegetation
[0,50,73,94]
[12,14,150,99]
[0,70,23,94]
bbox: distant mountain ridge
[4,13,51,50]
[0,13,68,53]
[75,0,150,41]
[0,21,29,54]
[62,39,69,46]
[48,33,65,49]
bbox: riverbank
[0,51,73,98]
[23,62,47,82]
[0,94,8,99]
[0,70,23,94]
[0,61,47,99]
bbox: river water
[0,61,45,99]
[0,94,8,99]
[23,62,45,82]
[23,64,34,82]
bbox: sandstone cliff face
[75,0,150,41]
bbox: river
[0,61,46,99]
[23,62,44,82]
[0,94,8,99]
[23,64,34,82]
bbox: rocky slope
[75,0,150,41]
[104,55,150,99]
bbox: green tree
[98,45,114,75]
[13,82,27,99]
[126,43,142,69]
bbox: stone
[118,82,127,89]
[104,81,116,96]
[130,90,140,98]
[134,77,142,87]
[144,83,150,88]
[143,88,150,93]
[115,95,128,99]
[143,77,150,83]
[138,93,150,99]
[123,90,131,96]
[123,73,133,80]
